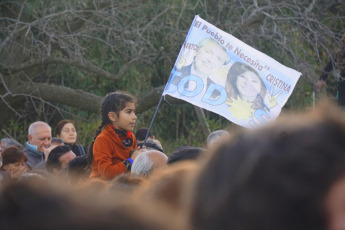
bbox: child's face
[3,160,26,174]
[110,102,136,131]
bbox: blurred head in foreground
[189,101,345,230]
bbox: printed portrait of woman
[225,62,267,111]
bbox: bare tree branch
[2,74,171,115]
[4,78,102,112]
[1,56,136,81]
[0,0,344,132]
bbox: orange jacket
[89,124,136,180]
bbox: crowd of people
[1,32,345,227]
[0,89,345,229]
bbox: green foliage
[2,120,29,146]
[74,118,100,148]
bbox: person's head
[152,139,163,151]
[27,121,52,152]
[67,155,90,185]
[136,161,199,211]
[137,140,163,153]
[168,146,205,165]
[194,37,230,77]
[226,62,266,107]
[87,92,136,167]
[101,92,137,132]
[325,175,345,230]
[55,120,77,145]
[46,145,76,175]
[131,150,168,176]
[207,130,230,148]
[189,102,345,230]
[41,137,65,164]
[0,179,184,230]
[0,138,23,153]
[135,128,152,143]
[51,137,64,146]
[0,146,28,173]
[109,172,144,194]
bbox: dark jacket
[67,144,87,156]
[24,142,45,170]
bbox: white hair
[28,121,51,135]
[131,150,154,176]
[207,130,229,148]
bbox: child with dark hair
[0,147,28,182]
[88,92,141,181]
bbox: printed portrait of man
[172,37,231,99]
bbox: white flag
[163,15,301,128]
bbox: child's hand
[9,165,28,179]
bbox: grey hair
[51,137,64,145]
[207,130,230,148]
[28,121,51,135]
[0,138,23,149]
[131,150,154,176]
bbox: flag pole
[143,95,164,145]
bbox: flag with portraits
[163,15,301,128]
